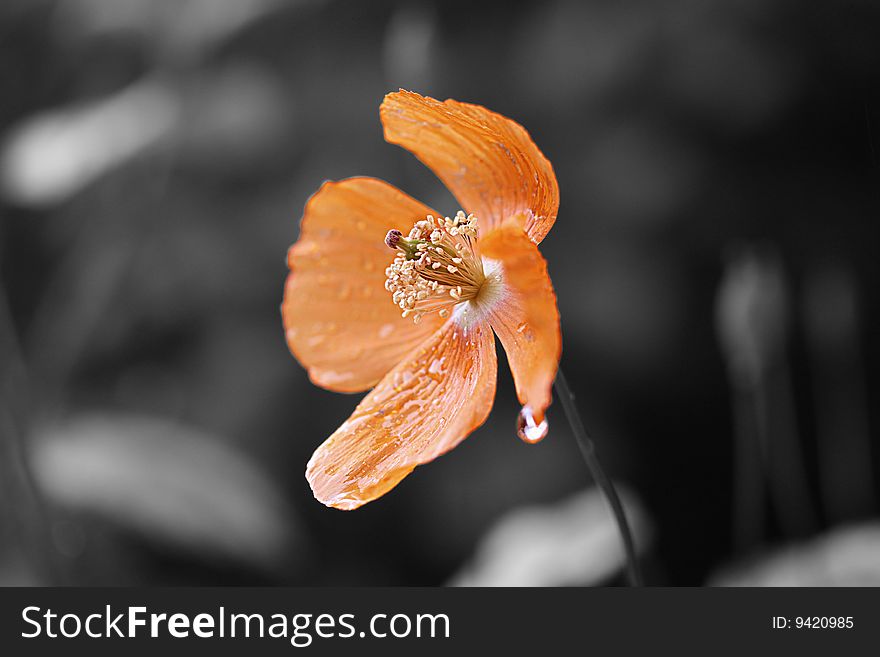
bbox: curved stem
[554,368,643,587]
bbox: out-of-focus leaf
[0,63,292,208]
[448,487,651,587]
[711,524,880,586]
[30,413,297,569]
[178,63,293,173]
[0,79,179,207]
[383,4,437,91]
[53,0,305,60]
[715,246,789,387]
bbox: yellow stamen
[384,211,484,322]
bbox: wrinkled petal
[306,319,497,510]
[380,90,559,244]
[480,216,561,428]
[283,177,445,392]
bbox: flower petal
[283,177,444,392]
[306,319,497,510]
[480,216,562,429]
[380,90,559,244]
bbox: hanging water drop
[516,405,548,443]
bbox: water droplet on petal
[516,405,548,443]
[516,322,535,342]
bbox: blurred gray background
[1,0,879,586]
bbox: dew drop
[516,322,534,342]
[516,405,548,443]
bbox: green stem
[554,368,643,586]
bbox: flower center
[384,211,486,323]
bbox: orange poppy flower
[282,90,561,510]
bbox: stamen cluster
[384,211,484,323]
